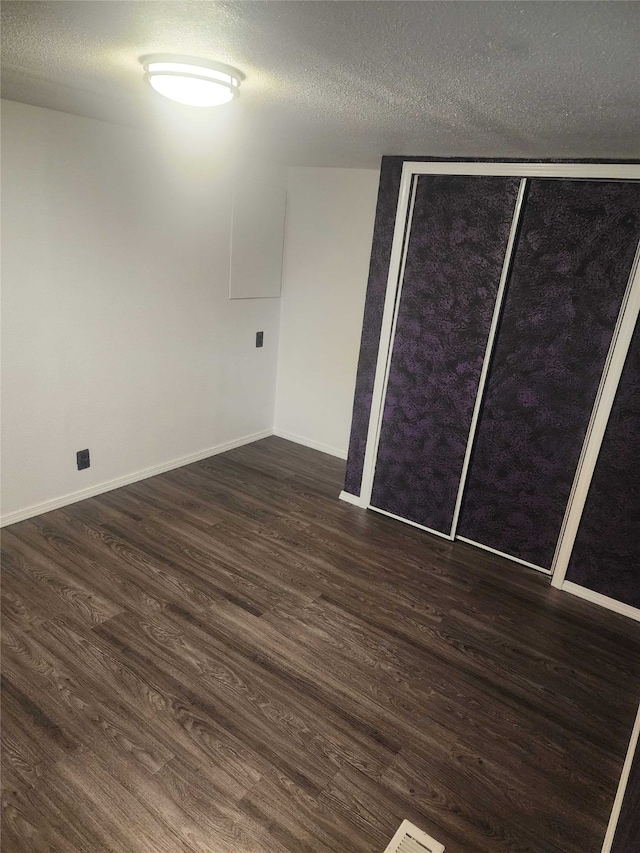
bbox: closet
[343,159,640,607]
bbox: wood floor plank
[1,621,174,778]
[2,781,94,853]
[239,766,386,853]
[261,593,617,817]
[2,436,638,853]
[39,614,264,804]
[99,486,322,613]
[92,609,361,794]
[2,528,122,624]
[318,761,489,853]
[159,602,400,779]
[154,755,295,853]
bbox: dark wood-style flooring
[2,437,639,853]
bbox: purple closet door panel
[370,175,521,533]
[459,179,640,568]
[566,318,640,607]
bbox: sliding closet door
[369,175,521,535]
[459,179,640,569]
[565,317,640,607]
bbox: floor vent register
[383,819,445,853]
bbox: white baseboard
[272,428,347,460]
[0,429,273,528]
[339,490,362,506]
[562,580,640,623]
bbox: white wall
[1,100,284,523]
[274,167,379,458]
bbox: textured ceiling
[2,1,639,167]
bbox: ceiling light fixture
[141,54,244,107]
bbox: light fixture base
[140,54,244,107]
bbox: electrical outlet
[256,331,264,348]
[77,449,90,470]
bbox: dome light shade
[141,55,243,107]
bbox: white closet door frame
[600,702,640,852]
[357,162,640,556]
